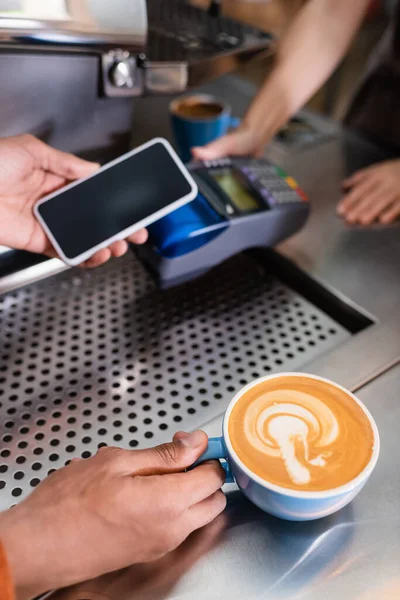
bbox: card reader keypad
[198,158,308,211]
[237,163,305,206]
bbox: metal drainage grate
[0,252,349,509]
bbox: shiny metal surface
[0,1,274,97]
[0,0,148,50]
[0,49,136,160]
[109,58,135,88]
[102,50,144,98]
[143,61,189,95]
[49,366,400,600]
[0,252,349,510]
[0,258,68,295]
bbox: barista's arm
[193,0,370,159]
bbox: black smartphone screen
[37,141,194,260]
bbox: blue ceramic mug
[169,94,240,163]
[196,373,380,521]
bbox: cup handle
[229,116,241,129]
[192,436,234,483]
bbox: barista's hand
[192,122,266,161]
[0,431,226,600]
[338,159,400,225]
[0,135,148,267]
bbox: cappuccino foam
[228,376,374,492]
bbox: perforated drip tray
[0,252,350,510]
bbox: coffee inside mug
[171,96,224,120]
[228,374,375,493]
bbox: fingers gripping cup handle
[193,437,234,483]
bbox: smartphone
[34,138,198,266]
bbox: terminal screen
[212,171,260,212]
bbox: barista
[0,135,226,600]
[194,0,400,226]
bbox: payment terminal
[137,157,309,288]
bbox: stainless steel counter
[1,73,399,599]
[51,365,400,600]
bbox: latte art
[244,391,339,485]
[229,376,374,491]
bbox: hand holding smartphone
[34,138,198,266]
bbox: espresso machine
[0,0,273,162]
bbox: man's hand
[51,517,226,600]
[337,159,400,225]
[0,135,148,267]
[0,431,226,600]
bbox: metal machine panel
[0,0,148,50]
[0,0,274,97]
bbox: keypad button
[296,187,308,201]
[285,176,298,190]
[271,190,300,204]
[269,181,291,192]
